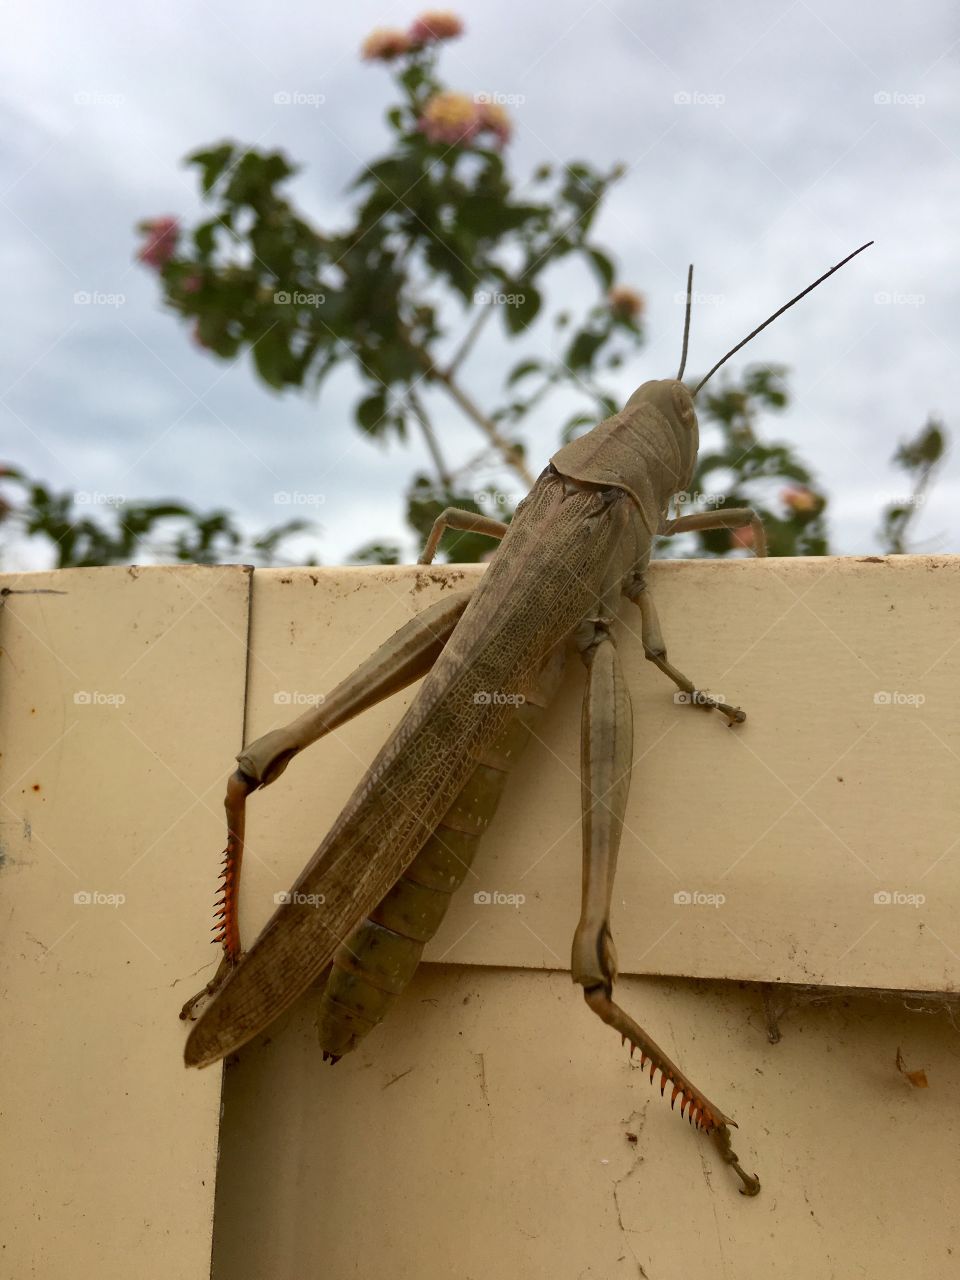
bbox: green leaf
[586,247,615,290]
[506,359,543,386]
[400,64,426,95]
[565,327,604,370]
[251,327,294,389]
[356,389,388,434]
[503,285,542,335]
[193,220,218,257]
[187,143,235,194]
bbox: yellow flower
[361,27,411,60]
[418,91,480,145]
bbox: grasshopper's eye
[671,383,697,430]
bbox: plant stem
[407,386,454,491]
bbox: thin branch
[433,367,535,487]
[406,386,454,490]
[444,302,494,380]
[404,331,535,487]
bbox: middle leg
[571,614,759,1194]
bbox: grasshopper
[181,243,872,1196]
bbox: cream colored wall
[2,558,958,1279]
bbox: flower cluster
[361,10,463,61]
[136,216,179,268]
[607,285,644,320]
[416,91,512,146]
[781,485,822,514]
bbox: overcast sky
[2,0,957,567]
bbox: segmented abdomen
[316,643,566,1058]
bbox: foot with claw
[712,1124,761,1196]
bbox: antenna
[692,241,874,396]
[676,264,694,381]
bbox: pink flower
[608,286,644,320]
[182,271,203,294]
[476,99,512,145]
[418,91,481,145]
[361,27,411,60]
[408,11,464,46]
[136,216,179,268]
[782,485,820,514]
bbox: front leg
[662,506,767,557]
[625,573,746,724]
[571,615,760,1195]
[418,507,508,565]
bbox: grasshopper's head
[622,377,699,496]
